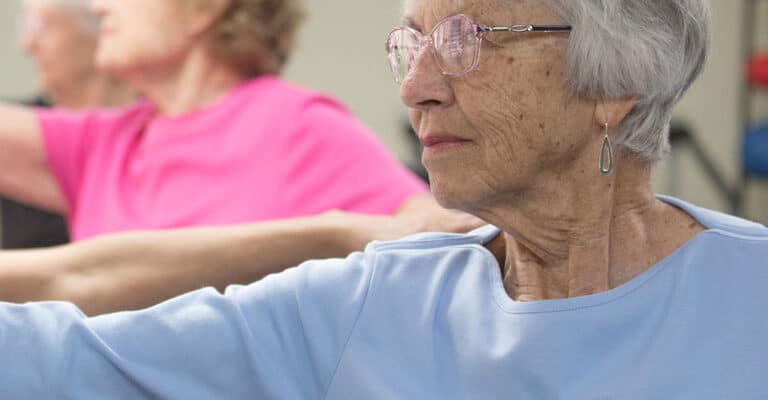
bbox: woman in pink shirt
[3,0,138,250]
[4,0,426,241]
[0,0,477,314]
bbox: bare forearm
[92,215,356,302]
[0,247,66,304]
[0,195,485,316]
[0,214,357,315]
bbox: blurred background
[0,0,766,227]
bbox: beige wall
[0,0,765,223]
[0,2,36,99]
[284,1,410,161]
[659,0,768,220]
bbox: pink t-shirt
[37,76,427,241]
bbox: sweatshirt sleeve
[0,251,375,399]
[35,104,146,212]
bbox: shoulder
[234,76,365,138]
[361,225,501,278]
[368,225,501,251]
[659,195,768,240]
[238,76,350,115]
[273,226,499,298]
[658,196,768,273]
[238,78,383,151]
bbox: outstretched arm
[0,251,374,399]
[0,103,67,213]
[0,195,482,315]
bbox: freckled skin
[399,0,705,301]
[401,0,595,213]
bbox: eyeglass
[385,14,571,84]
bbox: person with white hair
[1,0,135,249]
[2,0,768,397]
[17,0,135,109]
[0,0,453,244]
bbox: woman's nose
[399,47,455,112]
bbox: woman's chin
[95,53,133,77]
[94,55,116,74]
[429,182,473,211]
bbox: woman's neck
[50,73,136,110]
[481,149,704,302]
[123,47,245,117]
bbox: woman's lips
[420,134,471,153]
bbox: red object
[748,53,768,87]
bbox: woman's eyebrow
[401,16,422,31]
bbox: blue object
[1,196,768,399]
[744,123,768,177]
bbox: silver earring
[599,123,614,176]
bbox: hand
[392,193,486,234]
[323,195,487,253]
[397,204,486,235]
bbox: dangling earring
[599,122,614,176]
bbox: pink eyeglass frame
[385,13,572,83]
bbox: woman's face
[91,0,210,76]
[19,2,98,97]
[400,0,597,213]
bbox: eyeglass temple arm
[485,25,572,33]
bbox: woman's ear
[594,97,636,128]
[186,0,232,37]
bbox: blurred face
[91,0,212,76]
[19,2,98,97]
[398,0,597,213]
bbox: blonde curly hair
[204,0,305,77]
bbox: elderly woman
[17,0,135,109]
[2,0,768,397]
[2,0,136,249]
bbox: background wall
[0,2,36,99]
[0,0,765,223]
[658,0,768,221]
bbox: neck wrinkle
[485,148,657,301]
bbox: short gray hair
[546,0,712,161]
[22,0,100,35]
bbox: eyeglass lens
[386,15,480,83]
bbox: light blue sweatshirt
[1,196,767,399]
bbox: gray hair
[546,0,712,161]
[22,0,100,35]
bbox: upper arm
[0,252,374,398]
[0,103,66,213]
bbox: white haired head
[545,0,712,162]
[22,0,100,35]
[399,0,711,162]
